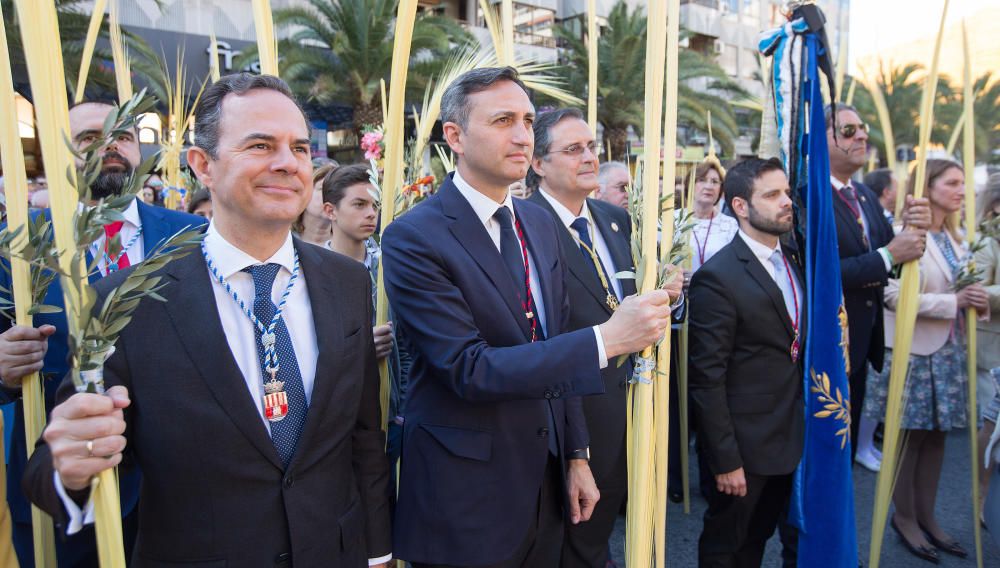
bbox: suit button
[283,475,294,489]
[537,427,549,438]
[866,300,873,307]
[275,552,291,566]
[552,390,561,398]
[544,390,553,399]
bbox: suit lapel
[590,200,637,298]
[287,241,343,470]
[163,250,284,470]
[925,232,955,284]
[528,193,612,314]
[441,182,532,339]
[732,236,795,338]
[137,200,171,252]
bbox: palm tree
[551,0,749,159]
[266,0,474,137]
[967,73,1000,164]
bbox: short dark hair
[723,157,786,212]
[526,107,585,189]
[321,163,374,207]
[186,187,211,214]
[193,73,308,159]
[440,66,529,129]
[863,168,895,198]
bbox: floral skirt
[863,336,969,431]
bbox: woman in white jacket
[864,159,989,562]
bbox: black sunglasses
[837,122,869,139]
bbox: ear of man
[186,146,213,189]
[442,122,464,157]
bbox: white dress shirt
[89,198,145,276]
[737,230,802,307]
[452,171,607,368]
[59,223,390,565]
[831,175,893,271]
[537,188,623,300]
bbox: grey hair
[193,73,308,159]
[824,102,860,129]
[440,66,529,130]
[598,161,629,187]
[525,108,585,190]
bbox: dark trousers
[699,472,793,568]
[560,440,626,568]
[413,456,563,568]
[848,363,868,461]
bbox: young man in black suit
[688,158,805,567]
[23,74,392,566]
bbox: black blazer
[382,178,605,566]
[528,193,637,484]
[23,239,391,567]
[688,235,805,477]
[833,181,895,373]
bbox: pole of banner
[625,0,667,564]
[376,0,419,430]
[252,0,279,76]
[961,20,984,568]
[653,2,681,561]
[13,0,127,565]
[0,4,55,566]
[868,2,949,567]
[586,0,598,134]
[74,0,107,103]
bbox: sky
[848,0,993,73]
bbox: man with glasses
[595,161,630,210]
[526,108,682,566]
[826,103,930,463]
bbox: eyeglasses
[836,122,869,139]
[551,141,599,158]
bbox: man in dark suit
[382,67,673,568]
[0,99,204,566]
[22,73,391,566]
[689,158,805,567]
[525,107,683,567]
[825,104,929,462]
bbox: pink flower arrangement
[360,127,384,161]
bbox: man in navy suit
[825,103,929,462]
[0,100,204,566]
[382,67,673,567]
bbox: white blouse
[687,211,739,272]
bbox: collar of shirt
[737,229,783,275]
[537,187,592,234]
[830,175,853,192]
[203,221,296,279]
[453,169,516,230]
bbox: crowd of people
[0,65,996,568]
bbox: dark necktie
[244,263,308,468]
[492,207,556,454]
[570,217,615,297]
[840,185,870,250]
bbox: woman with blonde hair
[687,159,738,272]
[864,159,989,562]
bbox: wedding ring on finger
[86,440,94,457]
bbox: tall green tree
[268,0,473,136]
[552,0,748,159]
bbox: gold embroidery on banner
[810,368,852,450]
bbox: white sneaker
[855,451,881,472]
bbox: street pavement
[609,429,1000,566]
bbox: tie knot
[103,221,125,238]
[242,263,282,300]
[570,217,589,235]
[769,250,786,271]
[841,185,857,201]
[493,205,513,226]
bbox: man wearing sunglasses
[826,103,930,464]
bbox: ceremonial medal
[790,335,800,362]
[263,390,289,422]
[611,222,620,232]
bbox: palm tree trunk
[605,124,629,161]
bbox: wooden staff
[868,2,949,567]
[0,4,55,565]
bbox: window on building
[480,3,557,48]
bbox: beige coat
[975,237,1000,370]
[884,230,961,356]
